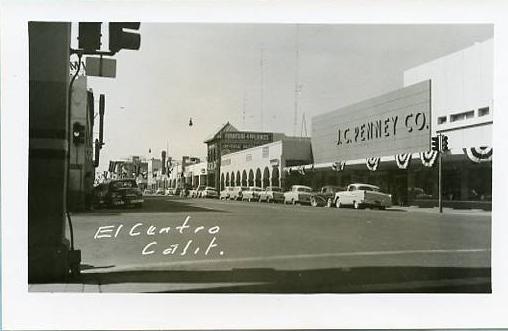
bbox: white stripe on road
[83,248,490,273]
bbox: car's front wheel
[326,198,333,208]
[335,198,342,208]
[311,197,319,207]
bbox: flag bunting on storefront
[463,146,493,163]
[395,153,412,169]
[420,151,438,167]
[366,157,380,171]
[331,161,346,172]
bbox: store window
[450,110,475,122]
[438,116,447,124]
[478,107,490,117]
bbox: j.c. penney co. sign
[312,80,431,163]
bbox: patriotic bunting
[395,153,412,169]
[331,161,346,172]
[463,146,492,163]
[366,157,380,171]
[420,151,438,167]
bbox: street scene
[28,23,493,292]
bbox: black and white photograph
[3,0,508,330]
[26,22,493,293]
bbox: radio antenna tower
[242,91,247,129]
[300,112,308,137]
[260,46,265,131]
[293,25,300,136]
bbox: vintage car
[241,186,263,202]
[93,179,144,208]
[334,183,392,210]
[283,185,313,205]
[189,186,205,198]
[229,186,249,201]
[258,186,285,203]
[310,185,346,207]
[201,186,218,199]
[219,186,235,200]
[143,189,154,196]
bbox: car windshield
[358,186,380,192]
[111,180,137,189]
[297,187,312,192]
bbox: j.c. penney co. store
[284,39,493,210]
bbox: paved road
[57,196,491,293]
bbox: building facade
[219,136,313,190]
[205,122,285,190]
[286,38,493,209]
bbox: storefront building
[219,136,312,191]
[168,156,201,189]
[205,122,286,190]
[286,38,493,209]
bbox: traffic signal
[431,136,439,151]
[441,135,449,152]
[94,139,101,167]
[78,22,102,52]
[99,94,105,146]
[72,122,85,145]
[109,22,141,54]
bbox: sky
[73,24,493,172]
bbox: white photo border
[2,0,508,329]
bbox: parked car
[242,186,263,202]
[189,186,206,198]
[143,189,154,196]
[220,186,234,200]
[258,186,284,203]
[284,185,313,205]
[334,183,392,210]
[155,188,166,195]
[310,185,346,207]
[201,186,219,199]
[229,186,249,200]
[409,187,433,200]
[93,179,144,208]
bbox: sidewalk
[393,206,491,216]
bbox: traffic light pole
[438,149,443,213]
[437,133,443,213]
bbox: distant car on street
[155,188,166,195]
[310,185,346,207]
[201,186,219,199]
[143,189,154,196]
[284,185,313,205]
[189,186,206,198]
[171,187,181,196]
[258,186,285,203]
[220,186,234,200]
[242,186,263,202]
[93,179,144,208]
[334,183,392,210]
[229,186,249,201]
